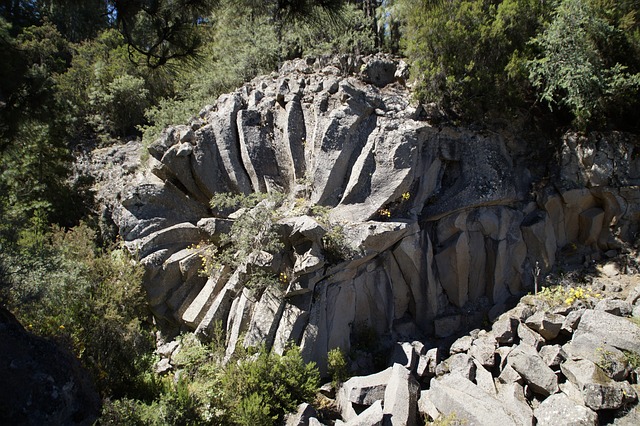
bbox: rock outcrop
[0,306,100,425]
[103,54,640,374]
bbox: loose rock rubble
[315,284,640,425]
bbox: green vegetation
[398,0,640,128]
[206,191,285,290]
[0,222,158,401]
[327,348,350,387]
[100,338,319,426]
[530,284,603,308]
[623,349,640,370]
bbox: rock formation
[104,54,640,374]
[0,306,100,425]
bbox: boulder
[539,344,567,369]
[574,309,640,354]
[594,299,633,317]
[491,314,519,345]
[416,347,440,379]
[417,390,441,422]
[450,335,474,354]
[534,393,598,426]
[382,364,420,426]
[560,359,637,410]
[428,374,520,424]
[496,382,534,426]
[337,367,392,421]
[525,311,565,341]
[285,403,319,426]
[437,353,476,382]
[361,58,396,87]
[341,400,384,426]
[562,309,585,334]
[518,322,546,350]
[508,348,559,397]
[562,334,630,381]
[473,360,497,396]
[469,334,497,368]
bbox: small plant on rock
[204,191,285,291]
[327,348,349,388]
[533,284,602,308]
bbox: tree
[528,0,640,128]
[398,0,552,119]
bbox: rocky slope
[96,54,640,376]
[327,283,640,425]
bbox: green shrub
[2,222,158,400]
[327,348,349,387]
[204,192,285,291]
[88,74,150,137]
[222,345,320,425]
[527,0,640,128]
[399,0,552,119]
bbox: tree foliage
[399,0,552,119]
[0,222,157,400]
[398,0,640,128]
[528,0,640,128]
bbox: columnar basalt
[108,55,640,372]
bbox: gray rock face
[382,364,419,426]
[100,54,640,376]
[525,311,565,340]
[341,400,384,426]
[285,403,319,426]
[574,310,640,353]
[337,367,392,421]
[560,359,637,410]
[323,293,640,425]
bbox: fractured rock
[491,314,519,345]
[534,392,598,426]
[469,334,497,368]
[560,358,637,410]
[508,348,559,397]
[285,403,319,426]
[518,322,546,350]
[428,373,520,424]
[525,311,565,341]
[382,364,419,426]
[342,400,384,426]
[337,367,392,421]
[594,299,633,317]
[574,309,640,354]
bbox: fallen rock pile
[325,285,640,425]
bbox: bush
[527,0,640,128]
[1,222,158,400]
[399,0,552,119]
[222,345,320,425]
[88,74,150,137]
[327,348,349,387]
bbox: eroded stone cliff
[104,55,640,373]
